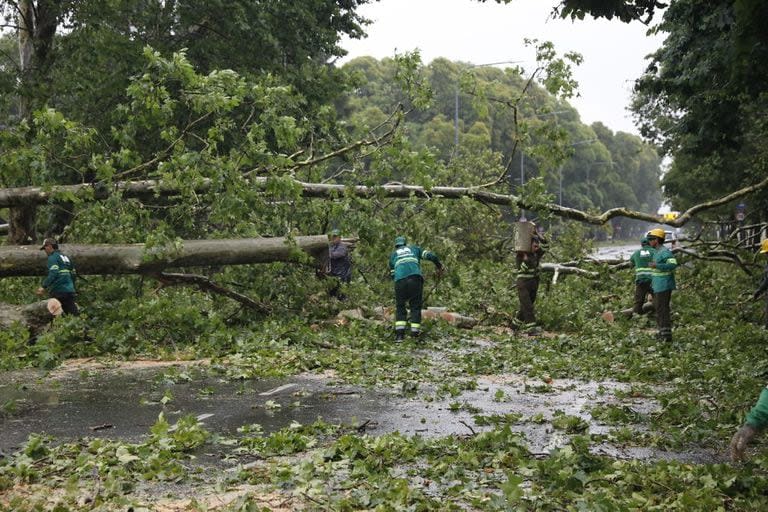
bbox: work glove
[730,423,759,462]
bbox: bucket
[515,221,536,252]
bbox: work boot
[395,330,406,343]
[410,329,421,339]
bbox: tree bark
[0,235,330,277]
[12,0,62,245]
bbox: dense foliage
[632,0,768,217]
[2,1,768,509]
[3,257,768,510]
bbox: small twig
[459,419,477,435]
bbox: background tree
[631,0,768,221]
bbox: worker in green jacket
[629,237,655,315]
[647,228,677,341]
[389,236,444,341]
[731,241,768,461]
[731,386,768,461]
[516,235,545,330]
[35,237,79,316]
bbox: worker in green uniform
[731,240,768,461]
[35,237,79,316]
[731,386,768,461]
[389,236,444,341]
[516,235,545,330]
[647,228,677,341]
[629,237,655,315]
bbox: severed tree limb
[540,263,600,280]
[0,300,56,332]
[151,272,272,313]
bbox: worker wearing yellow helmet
[646,228,677,342]
[729,239,768,461]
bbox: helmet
[647,228,666,241]
[330,229,340,236]
[760,239,768,254]
[394,236,407,247]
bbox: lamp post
[454,60,522,149]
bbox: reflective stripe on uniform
[410,323,421,330]
[395,321,408,328]
[394,257,419,267]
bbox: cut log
[0,300,55,332]
[0,235,329,277]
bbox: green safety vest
[630,246,655,283]
[389,245,441,282]
[651,246,677,293]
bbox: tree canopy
[631,0,768,219]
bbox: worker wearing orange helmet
[647,228,677,341]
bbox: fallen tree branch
[1,166,767,228]
[151,272,271,313]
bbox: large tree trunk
[0,235,330,277]
[12,0,61,245]
[7,204,37,245]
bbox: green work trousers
[516,277,539,325]
[395,275,424,330]
[654,289,672,341]
[633,280,653,315]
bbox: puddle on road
[0,359,725,464]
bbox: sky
[340,0,666,136]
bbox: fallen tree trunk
[0,235,329,277]
[0,300,54,332]
[2,171,767,227]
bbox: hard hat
[760,239,768,254]
[330,229,340,236]
[647,228,666,241]
[394,236,407,247]
[39,237,58,250]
